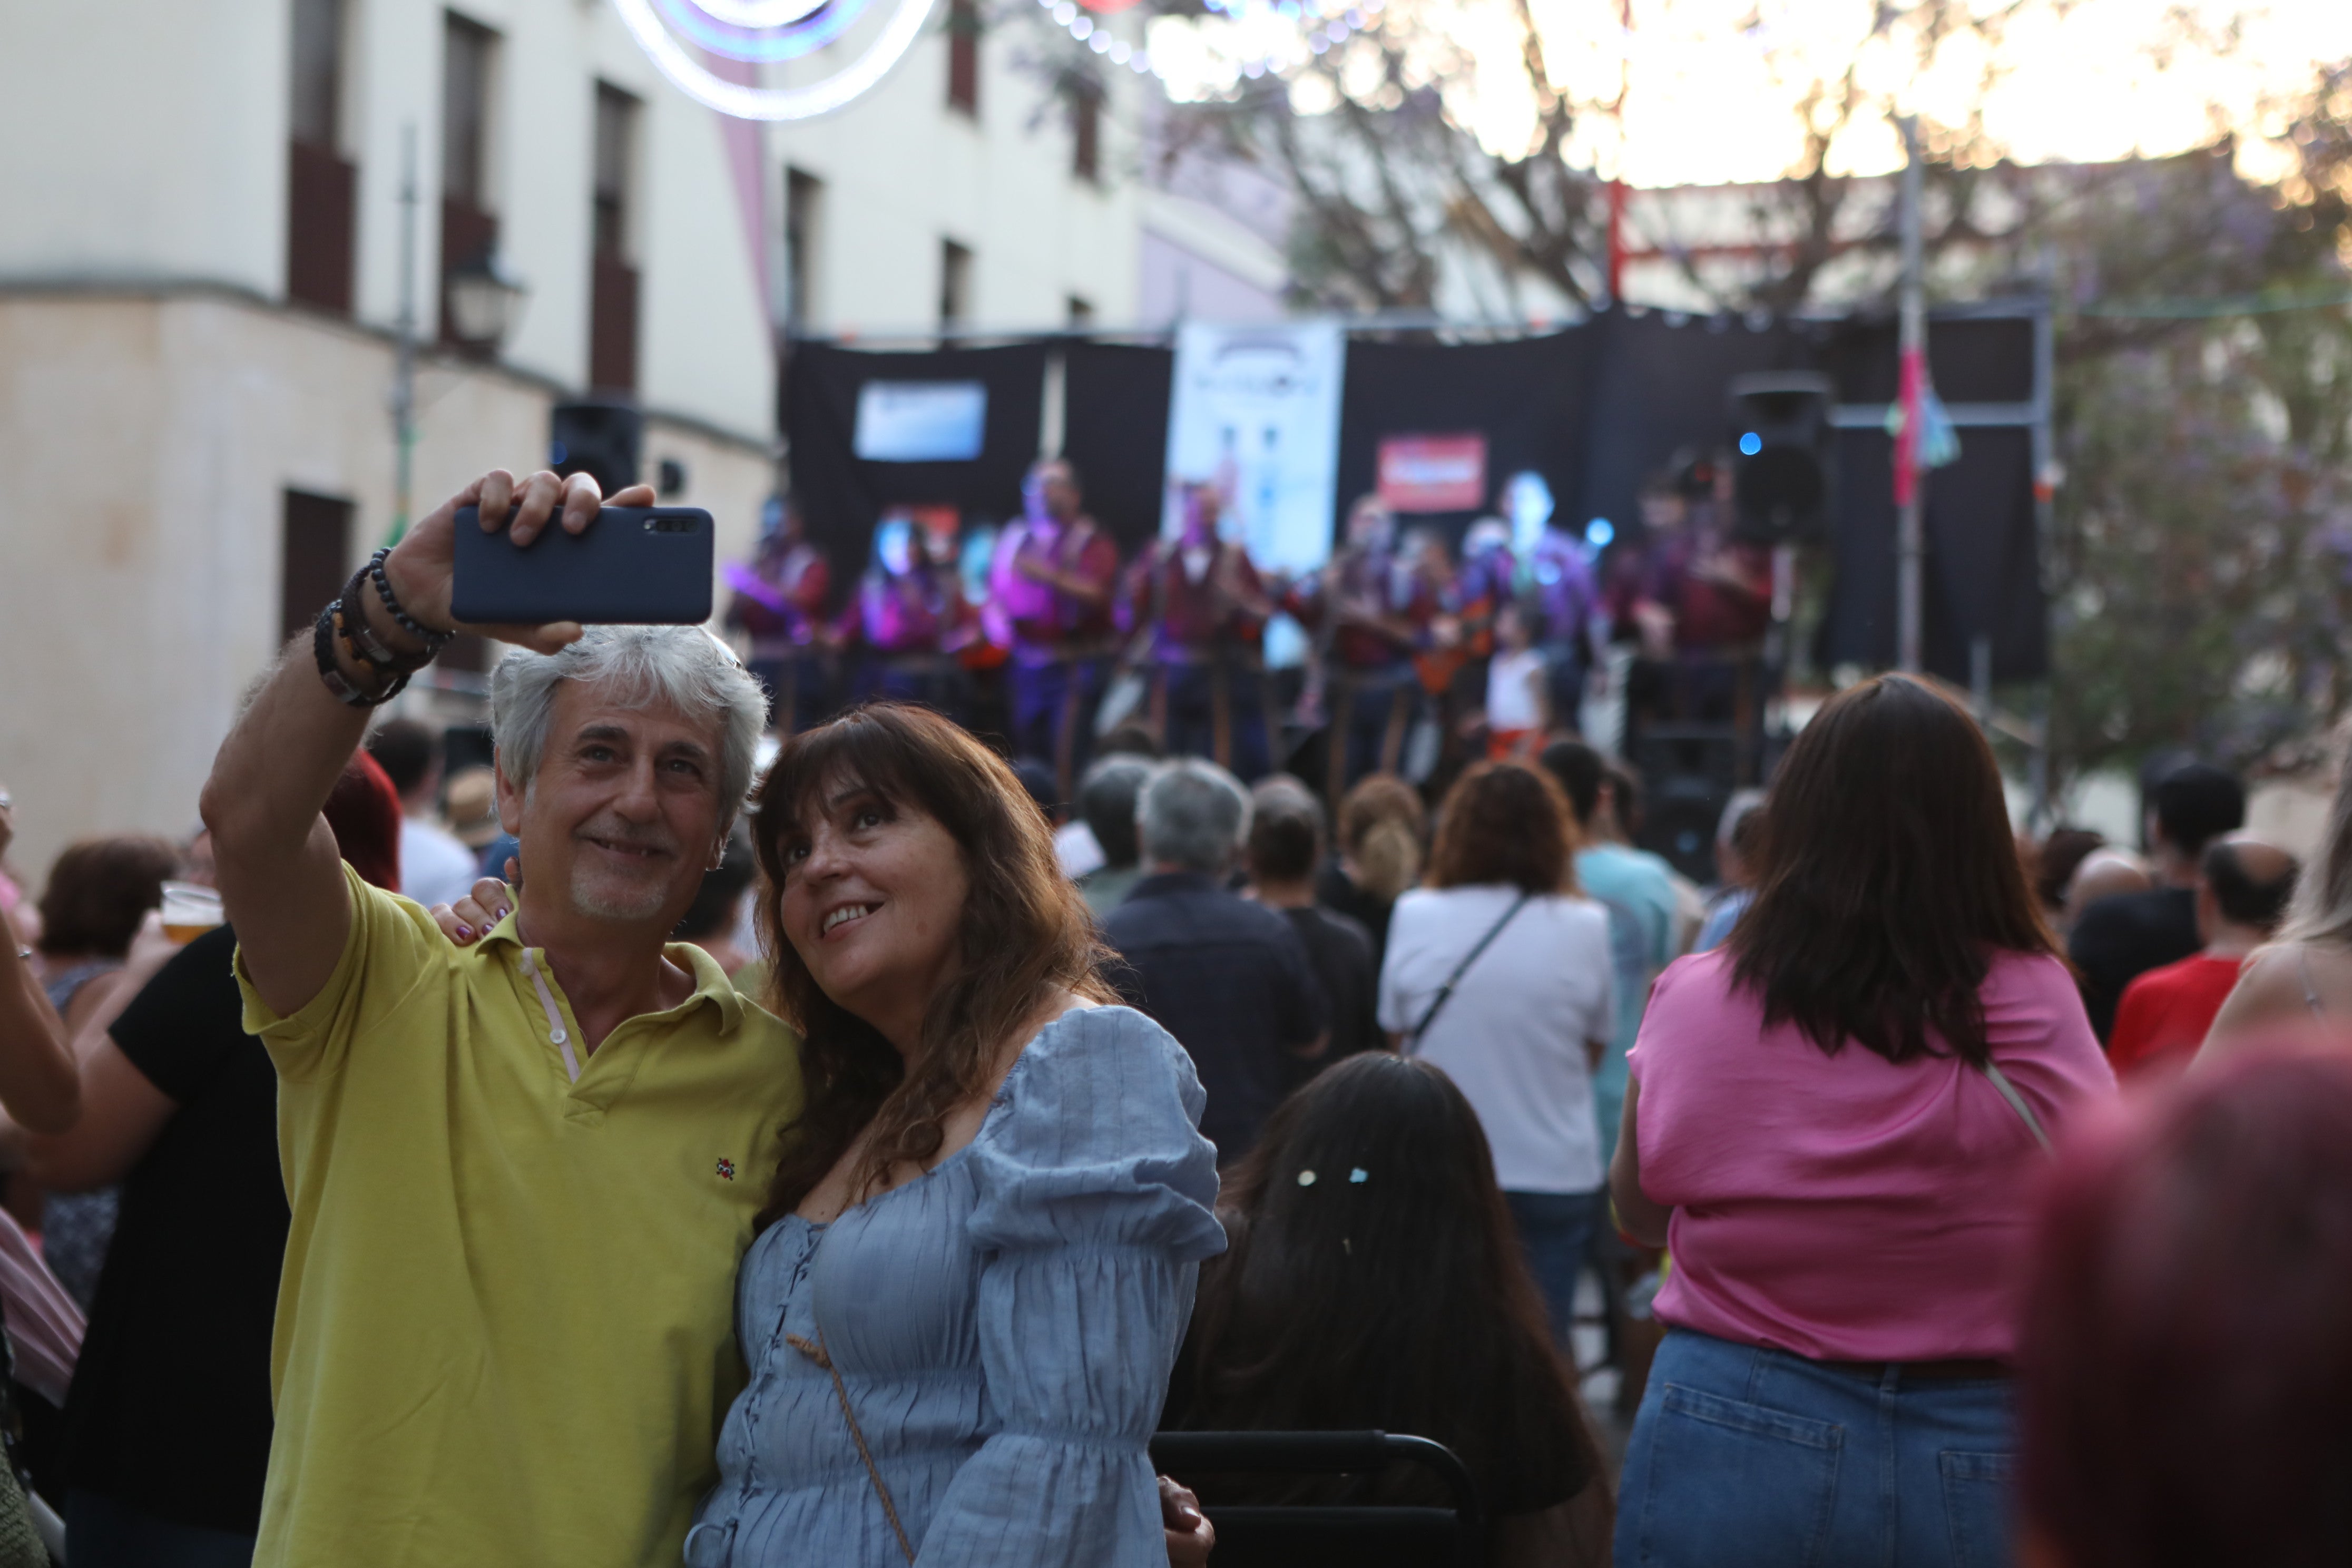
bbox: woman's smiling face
[772,772,971,1040]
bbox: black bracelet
[334,558,438,677]
[366,547,454,656]
[314,601,409,708]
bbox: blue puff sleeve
[915,1006,1225,1568]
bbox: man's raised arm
[202,467,637,1018]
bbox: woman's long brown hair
[1727,674,2059,1066]
[1168,1055,1608,1535]
[748,703,1116,1226]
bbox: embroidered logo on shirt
[716,1158,737,1181]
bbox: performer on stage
[844,515,972,717]
[1121,485,1277,776]
[989,457,1120,798]
[1295,495,1423,802]
[1609,456,1772,751]
[1521,518,1605,736]
[1398,525,1470,778]
[722,496,832,732]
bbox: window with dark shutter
[940,240,973,329]
[286,0,355,313]
[439,13,501,354]
[946,0,979,116]
[589,84,641,394]
[1071,81,1101,184]
[280,490,353,642]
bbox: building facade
[0,0,1150,874]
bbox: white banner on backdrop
[1161,322,1347,663]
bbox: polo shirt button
[550,1028,569,1045]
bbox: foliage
[1166,0,2047,312]
[2018,65,2352,789]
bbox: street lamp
[446,253,530,348]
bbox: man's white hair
[489,626,768,811]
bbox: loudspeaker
[1634,724,1741,884]
[1727,371,1835,544]
[549,402,643,495]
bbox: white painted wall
[0,0,286,292]
[772,13,1148,335]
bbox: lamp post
[445,254,529,346]
[389,124,418,544]
[387,127,527,544]
[1895,114,1926,674]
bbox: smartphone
[450,505,714,626]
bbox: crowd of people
[723,448,1773,806]
[1,463,2351,1568]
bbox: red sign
[1377,434,1488,513]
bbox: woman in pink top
[1609,674,2115,1568]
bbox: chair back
[1149,1429,1483,1568]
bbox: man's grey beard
[568,865,674,922]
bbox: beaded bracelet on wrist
[366,547,454,657]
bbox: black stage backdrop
[1569,309,1821,548]
[1811,311,2049,683]
[1815,425,2049,683]
[1332,330,1602,551]
[783,341,1047,591]
[1063,342,1174,556]
[784,309,2049,683]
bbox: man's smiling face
[499,679,729,930]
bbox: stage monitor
[1727,371,1834,544]
[550,401,643,495]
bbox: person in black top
[2068,762,2246,1041]
[1245,777,1380,1072]
[25,752,404,1566]
[1103,761,1327,1161]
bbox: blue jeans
[66,1489,256,1568]
[1617,1329,2017,1568]
[1503,1189,1599,1350]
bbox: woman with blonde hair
[2202,722,2352,1062]
[1316,772,1424,976]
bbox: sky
[1152,0,2352,189]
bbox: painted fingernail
[456,924,472,938]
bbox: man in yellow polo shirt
[201,466,802,1567]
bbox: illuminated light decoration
[1739,430,1762,455]
[611,0,941,118]
[655,0,863,61]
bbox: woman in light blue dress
[686,703,1224,1568]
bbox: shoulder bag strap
[1404,891,1533,1054]
[787,1326,918,1564]
[1976,1059,2053,1154]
